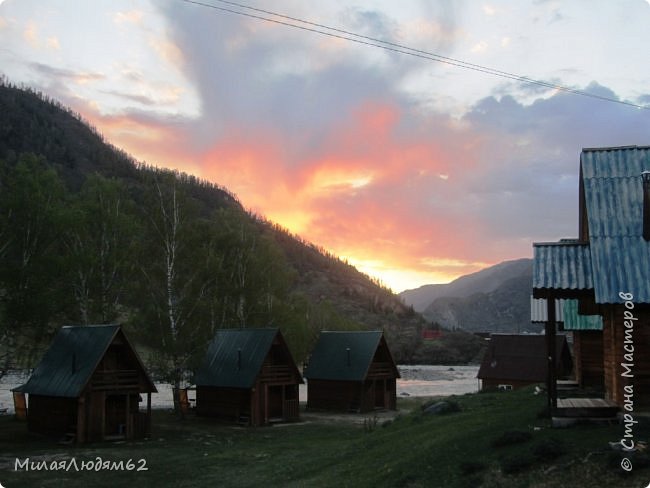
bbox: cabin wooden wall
[308,378,396,413]
[307,380,362,412]
[27,395,77,438]
[85,391,105,442]
[603,306,650,409]
[196,386,251,422]
[572,331,604,388]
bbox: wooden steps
[557,380,580,391]
[554,397,619,419]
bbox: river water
[0,365,479,413]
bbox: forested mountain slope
[0,81,425,378]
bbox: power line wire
[180,0,649,111]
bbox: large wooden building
[477,334,572,390]
[12,325,157,443]
[533,146,650,410]
[303,331,400,413]
[195,328,302,426]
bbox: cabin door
[268,385,284,420]
[374,379,386,408]
[105,394,127,437]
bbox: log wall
[603,305,650,409]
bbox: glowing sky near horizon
[2,0,650,292]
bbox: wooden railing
[367,362,394,377]
[260,365,293,382]
[90,370,140,391]
[132,412,149,439]
[284,399,299,419]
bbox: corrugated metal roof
[533,146,650,304]
[477,334,571,382]
[581,146,650,303]
[13,325,124,397]
[530,297,564,323]
[562,300,602,331]
[195,328,301,388]
[303,331,398,381]
[532,242,593,290]
[580,146,650,179]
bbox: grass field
[1,388,648,488]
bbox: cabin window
[498,384,513,391]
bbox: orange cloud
[185,100,488,290]
[149,37,185,70]
[71,100,198,174]
[114,10,144,25]
[46,36,60,50]
[23,20,38,47]
[73,98,512,291]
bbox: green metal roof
[12,324,156,397]
[562,299,603,331]
[533,146,650,304]
[581,147,650,303]
[194,328,300,388]
[533,242,593,291]
[303,331,398,381]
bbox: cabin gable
[195,328,302,426]
[13,324,156,443]
[304,331,399,413]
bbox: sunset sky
[2,0,650,292]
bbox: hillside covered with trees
[0,81,457,388]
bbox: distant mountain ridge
[400,259,535,333]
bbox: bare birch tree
[138,174,214,414]
[64,174,137,324]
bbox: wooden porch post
[100,393,106,440]
[125,393,131,439]
[251,386,257,426]
[264,384,269,425]
[546,295,558,409]
[147,392,152,436]
[76,395,86,443]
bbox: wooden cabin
[477,334,572,390]
[12,325,156,443]
[194,328,302,426]
[561,299,604,388]
[533,146,650,411]
[303,331,400,413]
